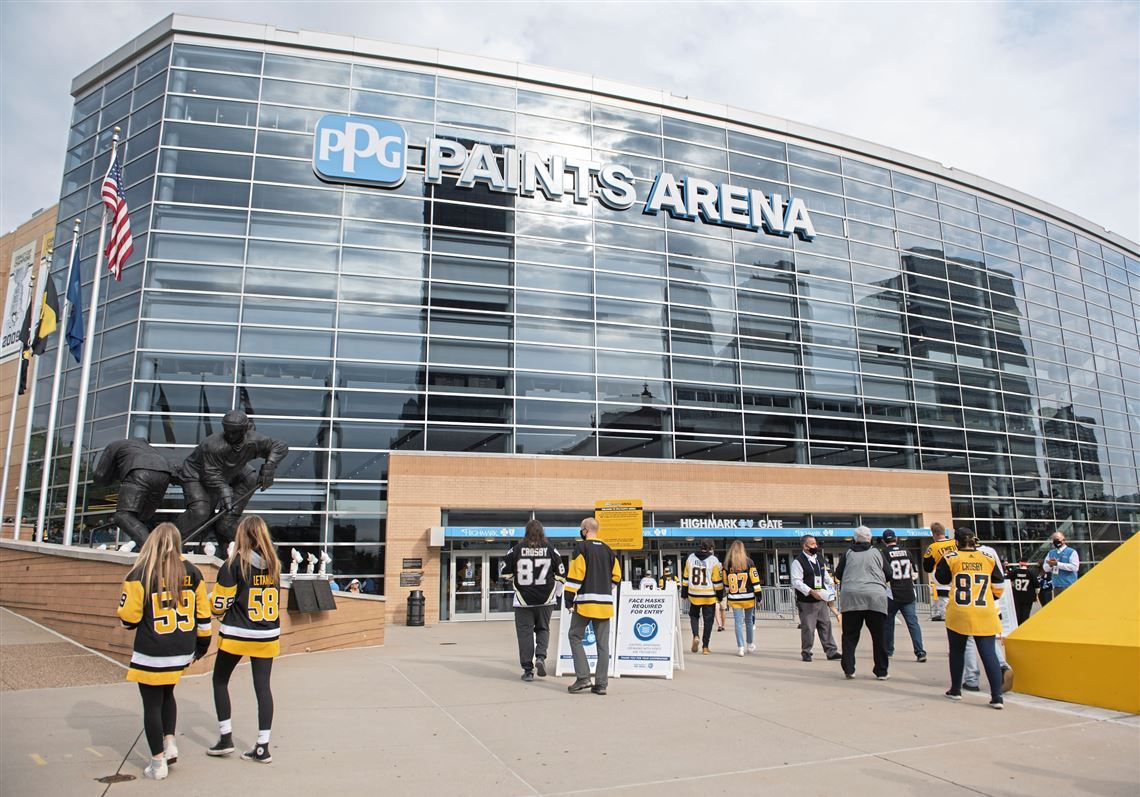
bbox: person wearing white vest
[1042,532,1080,596]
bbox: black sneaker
[567,679,592,694]
[241,743,272,764]
[963,683,981,692]
[535,658,547,678]
[1001,665,1014,693]
[917,653,928,663]
[521,671,534,682]
[844,672,855,680]
[826,653,842,661]
[801,653,813,662]
[989,698,1005,710]
[206,734,234,757]
[945,690,962,701]
[591,684,607,696]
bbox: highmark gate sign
[441,526,929,540]
[313,114,817,241]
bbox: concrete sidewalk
[1,609,1137,796]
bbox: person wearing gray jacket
[834,526,889,681]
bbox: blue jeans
[731,606,755,647]
[948,630,1002,702]
[885,598,926,658]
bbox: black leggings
[689,603,716,647]
[213,649,274,731]
[138,684,176,756]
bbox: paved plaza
[1,606,1137,796]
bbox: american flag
[101,153,134,280]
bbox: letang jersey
[723,562,762,609]
[923,538,957,589]
[212,551,281,658]
[502,542,565,607]
[935,549,1006,637]
[118,559,211,685]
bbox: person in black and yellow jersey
[922,522,955,621]
[935,527,1008,710]
[683,539,725,655]
[563,517,622,695]
[207,515,281,763]
[723,540,762,657]
[117,522,212,781]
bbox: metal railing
[756,586,797,620]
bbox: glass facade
[24,30,1140,593]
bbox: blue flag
[65,246,83,363]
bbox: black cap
[882,529,896,543]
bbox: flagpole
[35,219,81,542]
[1,255,47,538]
[63,128,119,546]
[11,249,54,540]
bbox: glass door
[487,554,515,618]
[452,555,484,620]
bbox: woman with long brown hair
[207,514,281,763]
[117,522,212,780]
[722,540,762,657]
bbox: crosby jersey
[1006,564,1038,601]
[118,559,211,685]
[884,546,917,603]
[212,551,280,658]
[723,563,762,609]
[935,550,1006,637]
[923,539,957,586]
[502,543,565,607]
[684,552,724,605]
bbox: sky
[1,1,1137,245]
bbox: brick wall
[387,452,952,625]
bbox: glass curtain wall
[24,38,1140,592]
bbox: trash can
[406,589,425,626]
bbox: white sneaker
[144,757,168,780]
[747,643,757,653]
[737,646,745,657]
[163,737,178,765]
[202,542,217,558]
[96,544,108,550]
[119,540,137,553]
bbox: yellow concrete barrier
[1005,533,1140,714]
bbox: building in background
[1,206,58,538]
[19,15,1139,623]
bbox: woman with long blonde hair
[207,514,281,763]
[722,540,762,657]
[117,522,212,780]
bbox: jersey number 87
[953,572,991,607]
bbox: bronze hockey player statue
[92,438,180,553]
[175,410,289,552]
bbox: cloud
[2,0,1136,243]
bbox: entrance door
[449,552,516,621]
[625,553,652,586]
[487,554,515,618]
[659,551,683,589]
[453,555,484,619]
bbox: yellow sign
[594,499,643,551]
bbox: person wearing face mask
[175,410,289,552]
[1042,532,1079,597]
[790,535,841,663]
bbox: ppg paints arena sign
[312,114,816,241]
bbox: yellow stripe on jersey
[194,579,212,637]
[127,667,185,686]
[118,580,144,627]
[219,637,280,658]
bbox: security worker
[1042,531,1080,596]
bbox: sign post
[595,499,643,550]
[555,605,619,678]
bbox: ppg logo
[633,617,658,641]
[313,114,406,187]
